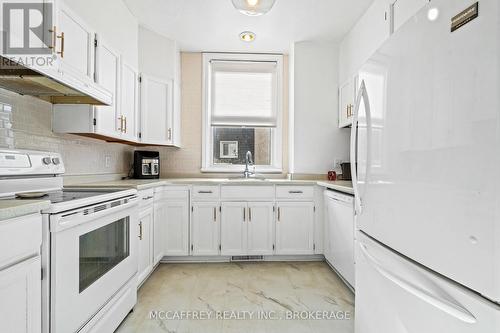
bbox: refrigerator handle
[358,241,477,324]
[350,80,372,215]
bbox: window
[202,53,283,173]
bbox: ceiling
[123,0,374,54]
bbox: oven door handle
[51,196,139,233]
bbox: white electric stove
[0,149,139,333]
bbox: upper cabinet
[139,75,173,145]
[56,3,95,85]
[392,0,430,34]
[339,77,356,128]
[138,27,181,147]
[52,6,181,147]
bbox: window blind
[210,60,277,127]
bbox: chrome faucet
[243,151,254,178]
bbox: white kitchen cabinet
[220,202,274,256]
[392,0,430,34]
[0,256,41,333]
[92,36,121,139]
[191,202,220,256]
[56,2,95,86]
[161,199,190,257]
[339,0,391,85]
[137,206,153,286]
[53,40,140,142]
[0,213,42,333]
[339,78,356,128]
[247,202,274,255]
[152,200,166,265]
[139,75,174,146]
[275,202,315,255]
[220,202,247,256]
[324,190,355,287]
[120,62,139,142]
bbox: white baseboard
[161,255,325,264]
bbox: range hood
[0,56,111,105]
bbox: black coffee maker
[134,151,160,179]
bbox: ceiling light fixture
[232,0,277,16]
[239,31,256,42]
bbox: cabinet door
[339,78,355,128]
[0,256,41,333]
[137,207,153,286]
[162,200,190,257]
[220,202,247,256]
[153,201,166,265]
[247,202,274,255]
[191,202,220,256]
[120,62,139,142]
[94,37,120,139]
[57,3,94,84]
[393,0,429,33]
[275,202,315,255]
[140,75,173,145]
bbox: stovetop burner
[14,188,125,204]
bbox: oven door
[49,197,138,333]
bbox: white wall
[339,0,391,84]
[290,41,350,175]
[63,0,139,67]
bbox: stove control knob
[52,157,61,165]
[42,157,52,165]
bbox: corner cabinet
[139,75,176,146]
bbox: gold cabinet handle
[118,116,123,132]
[138,221,143,240]
[277,207,280,222]
[248,207,251,222]
[213,207,217,222]
[57,32,65,58]
[48,26,57,50]
[124,116,127,133]
[243,207,246,221]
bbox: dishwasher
[324,189,355,288]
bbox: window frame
[201,53,283,173]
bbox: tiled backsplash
[0,88,134,178]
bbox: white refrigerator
[351,0,500,331]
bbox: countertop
[0,199,51,221]
[72,178,354,195]
[0,179,352,221]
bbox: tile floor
[116,262,354,333]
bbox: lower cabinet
[137,206,153,286]
[275,202,315,255]
[0,256,41,333]
[191,202,220,256]
[161,200,189,256]
[220,202,274,256]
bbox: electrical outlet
[334,159,342,171]
[105,155,111,168]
